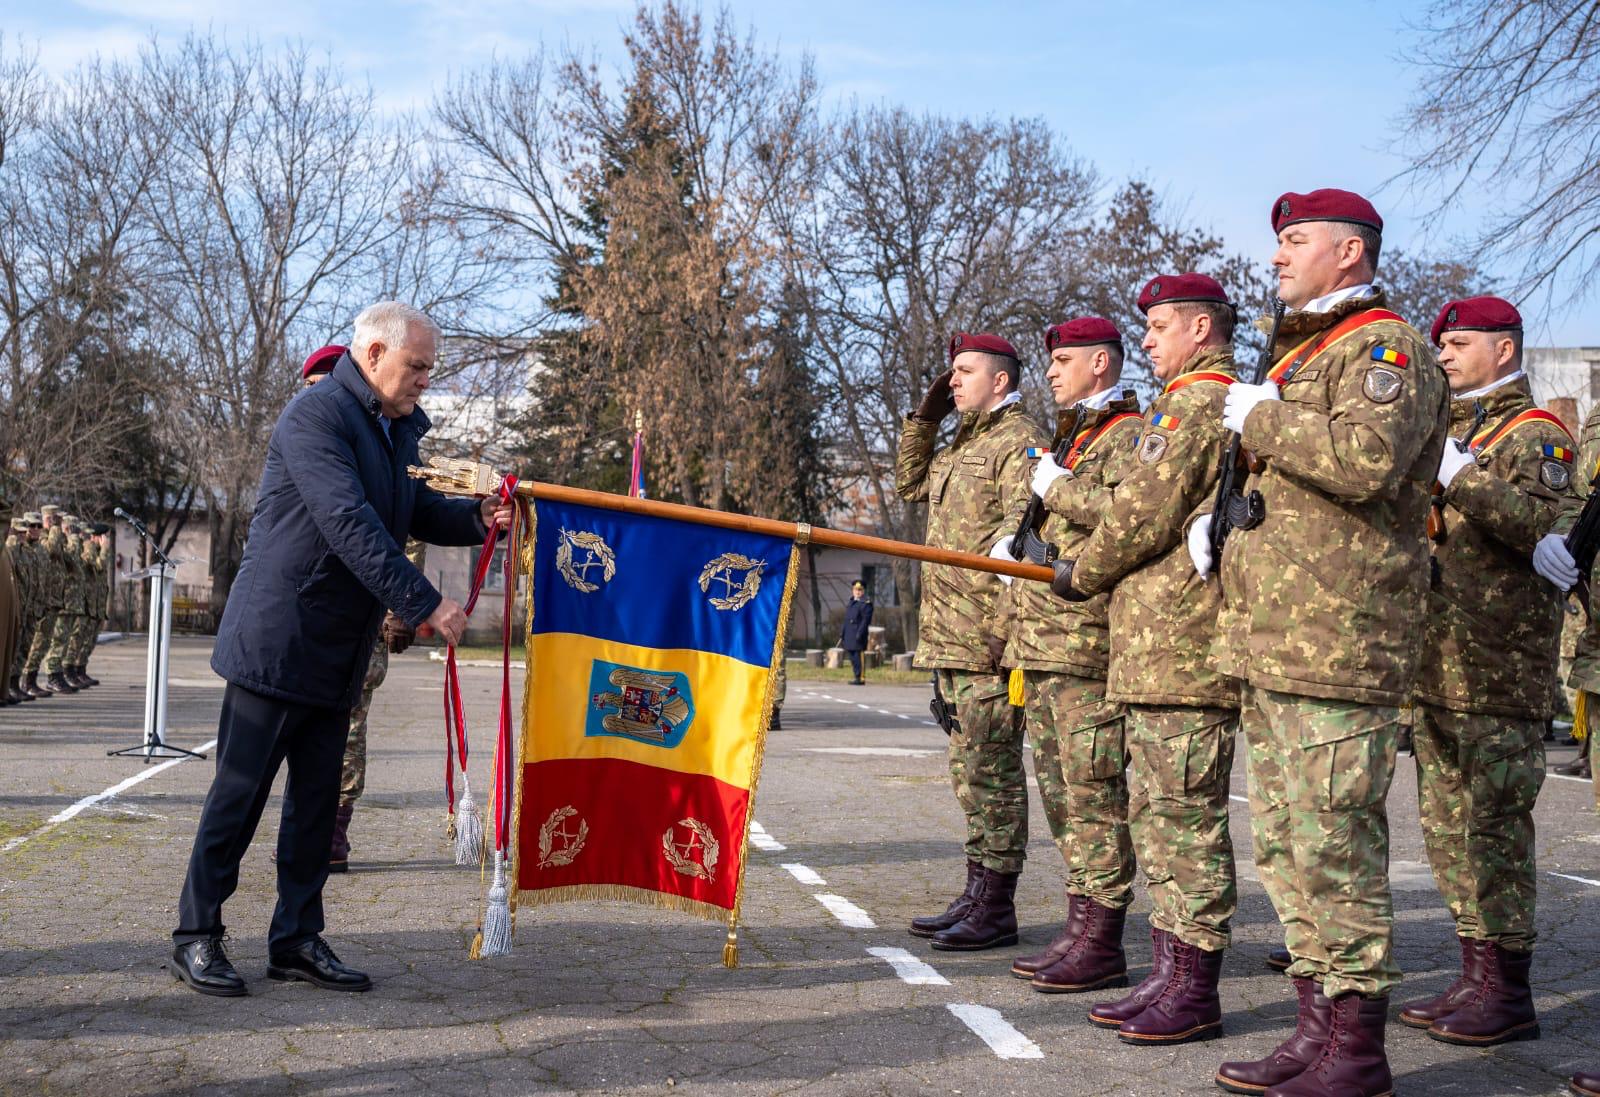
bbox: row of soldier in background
[899,185,1597,1097]
[1,503,110,703]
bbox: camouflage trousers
[1020,670,1133,908]
[43,612,81,673]
[1242,684,1401,998]
[68,613,98,664]
[1127,704,1238,951]
[340,638,390,810]
[1414,704,1544,952]
[11,612,36,678]
[941,668,1027,874]
[24,610,56,673]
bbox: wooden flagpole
[409,458,1055,584]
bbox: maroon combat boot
[1216,977,1332,1094]
[930,867,1019,951]
[328,805,354,874]
[910,860,982,938]
[1399,937,1482,1028]
[1572,1070,1600,1096]
[23,671,50,699]
[1012,892,1087,979]
[1264,993,1392,1097]
[7,675,28,703]
[1117,937,1224,1044]
[1427,941,1539,1045]
[1090,926,1173,1028]
[1030,900,1127,992]
[45,670,77,694]
[79,664,99,687]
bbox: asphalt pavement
[1,636,1598,1095]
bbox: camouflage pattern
[1003,394,1142,675]
[941,668,1027,874]
[896,401,1047,672]
[1413,705,1544,951]
[1019,669,1133,907]
[1214,291,1451,705]
[1564,399,1600,693]
[340,541,426,810]
[1073,348,1239,708]
[24,526,65,673]
[6,532,37,678]
[1125,704,1238,951]
[72,538,106,663]
[43,531,85,674]
[1243,683,1402,998]
[1416,379,1573,718]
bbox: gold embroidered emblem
[698,552,766,610]
[591,667,692,743]
[1363,367,1402,404]
[556,528,616,593]
[1541,460,1572,491]
[537,806,588,869]
[662,817,720,882]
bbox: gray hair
[351,301,440,358]
[1328,221,1382,276]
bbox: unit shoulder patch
[1540,460,1572,490]
[1363,367,1403,403]
[1137,432,1168,464]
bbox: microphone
[113,506,131,520]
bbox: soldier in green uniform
[26,505,66,697]
[1193,190,1449,1097]
[43,516,86,693]
[1401,296,1566,1047]
[66,523,104,688]
[8,513,43,703]
[995,317,1141,989]
[1053,274,1241,1043]
[896,331,1047,951]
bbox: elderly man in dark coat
[170,302,509,997]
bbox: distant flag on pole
[629,411,647,499]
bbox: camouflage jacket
[1003,392,1142,675]
[1414,378,1573,717]
[897,401,1046,671]
[1074,348,1240,708]
[38,528,66,612]
[1557,402,1600,691]
[62,534,87,614]
[1213,290,1450,705]
[18,539,44,619]
[4,535,29,617]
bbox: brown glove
[914,369,956,422]
[382,612,417,654]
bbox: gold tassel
[468,931,483,960]
[1008,667,1024,707]
[722,926,738,969]
[1576,690,1589,743]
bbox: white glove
[1436,441,1476,491]
[1188,514,1215,579]
[1032,453,1070,499]
[989,536,1016,586]
[1533,532,1580,591]
[1222,380,1280,434]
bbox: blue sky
[5,0,1592,344]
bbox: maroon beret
[1137,273,1233,314]
[1430,295,1523,348]
[1044,317,1122,353]
[948,331,1019,363]
[1271,189,1383,235]
[302,344,347,379]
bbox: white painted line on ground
[1229,794,1249,804]
[876,708,893,716]
[945,1004,1044,1059]
[803,746,938,758]
[2,739,219,855]
[834,698,856,705]
[814,893,876,929]
[896,713,913,720]
[1548,772,1593,785]
[1549,871,1600,888]
[782,863,827,886]
[856,703,873,710]
[867,946,951,986]
[749,821,786,852]
[921,720,939,727]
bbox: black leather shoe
[170,937,248,997]
[267,936,372,991]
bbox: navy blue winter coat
[841,596,873,651]
[210,354,487,709]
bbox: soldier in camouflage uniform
[1196,190,1449,1097]
[25,506,66,697]
[78,528,111,684]
[68,525,106,687]
[996,317,1141,988]
[896,330,1047,951]
[1052,275,1241,1042]
[43,517,86,693]
[1399,296,1568,1048]
[8,513,43,703]
[1546,398,1600,796]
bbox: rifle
[1208,299,1288,564]
[1009,404,1088,564]
[1565,457,1600,610]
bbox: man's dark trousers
[174,682,350,954]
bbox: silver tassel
[478,851,513,957]
[453,772,484,867]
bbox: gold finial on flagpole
[634,409,644,434]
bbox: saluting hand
[915,370,956,422]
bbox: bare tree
[1395,0,1600,314]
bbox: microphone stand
[107,509,206,762]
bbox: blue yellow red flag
[513,497,795,963]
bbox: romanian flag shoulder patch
[1149,411,1180,431]
[1544,444,1575,462]
[1370,345,1411,368]
[1025,447,1049,459]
